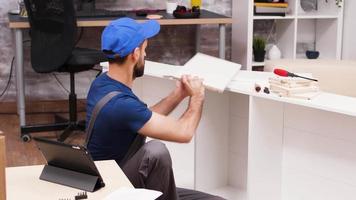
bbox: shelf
[254,15,295,20]
[297,15,340,19]
[253,14,339,20]
[210,186,247,200]
[232,0,343,70]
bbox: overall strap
[84,91,120,148]
[119,134,146,167]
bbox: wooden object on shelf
[269,76,320,100]
[0,134,6,200]
[254,2,289,8]
[254,2,289,16]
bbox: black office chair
[21,0,107,142]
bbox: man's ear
[132,47,141,61]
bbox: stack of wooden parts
[269,77,319,100]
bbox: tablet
[34,137,105,191]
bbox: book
[145,53,242,93]
[254,6,287,16]
[254,12,286,17]
[254,2,289,8]
[255,6,288,13]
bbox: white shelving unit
[232,0,344,70]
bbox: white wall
[342,0,356,60]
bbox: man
[86,17,225,200]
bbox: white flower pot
[268,45,282,60]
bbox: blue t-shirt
[86,73,152,163]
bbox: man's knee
[143,140,172,168]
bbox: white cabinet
[232,0,344,70]
[137,66,356,200]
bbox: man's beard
[133,59,145,79]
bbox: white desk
[137,64,356,200]
[6,160,133,200]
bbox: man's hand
[181,75,205,100]
[140,75,205,143]
[173,77,189,100]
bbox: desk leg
[219,24,226,59]
[195,25,201,53]
[14,29,26,128]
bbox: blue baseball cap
[102,17,160,58]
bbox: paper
[103,187,162,200]
[146,53,241,93]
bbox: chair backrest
[24,0,77,73]
[0,135,6,200]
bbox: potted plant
[253,36,266,62]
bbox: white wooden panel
[284,104,356,143]
[228,93,249,191]
[248,97,284,200]
[195,91,230,191]
[229,115,248,156]
[166,140,195,189]
[297,19,316,44]
[228,153,247,189]
[210,186,247,200]
[283,128,356,188]
[342,0,356,59]
[229,93,249,118]
[316,19,338,59]
[282,104,356,199]
[316,0,341,15]
[140,76,176,106]
[232,0,253,70]
[276,19,297,59]
[282,167,356,200]
[132,77,143,98]
[287,0,298,16]
[140,76,195,189]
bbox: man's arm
[139,75,204,143]
[150,80,188,116]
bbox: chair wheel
[21,134,31,142]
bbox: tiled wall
[0,0,233,101]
